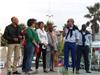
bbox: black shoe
[13,71,21,74]
[50,69,55,72]
[29,69,33,71]
[76,71,80,74]
[7,71,12,75]
[73,68,75,73]
[44,70,48,73]
[86,71,91,73]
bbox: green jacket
[25,27,40,44]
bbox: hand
[18,36,22,39]
[13,38,18,41]
[36,44,40,48]
[32,40,39,48]
[76,39,79,43]
[44,43,48,47]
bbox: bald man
[3,16,22,75]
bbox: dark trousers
[76,45,90,71]
[35,44,47,70]
[64,42,76,70]
[22,43,34,72]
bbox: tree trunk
[92,28,95,41]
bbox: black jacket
[3,24,22,44]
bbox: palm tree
[84,2,100,41]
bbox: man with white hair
[63,18,79,73]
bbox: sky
[0,0,100,33]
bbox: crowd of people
[3,16,92,75]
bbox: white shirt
[64,27,80,43]
[36,28,48,44]
[78,31,92,46]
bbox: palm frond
[86,21,90,26]
[87,6,95,14]
[94,3,100,11]
[97,11,100,16]
[84,14,92,18]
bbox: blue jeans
[22,43,34,72]
[64,42,76,70]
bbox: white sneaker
[25,71,33,74]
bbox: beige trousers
[7,44,21,72]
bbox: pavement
[0,67,100,75]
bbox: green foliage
[84,14,92,18]
[44,25,48,31]
[97,11,100,16]
[46,21,54,25]
[87,6,96,14]
[58,38,64,56]
[18,23,26,30]
[58,67,67,75]
[85,2,100,40]
[94,3,100,11]
[1,35,8,46]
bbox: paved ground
[0,67,100,75]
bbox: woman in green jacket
[22,18,40,74]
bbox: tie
[70,29,73,37]
[82,33,86,46]
[65,29,72,39]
